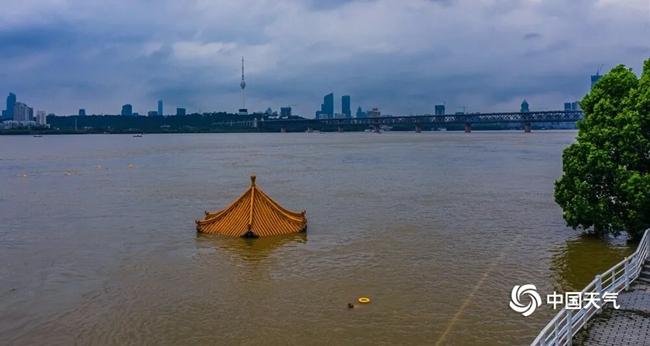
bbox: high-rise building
[591,74,602,89]
[367,107,380,117]
[176,108,186,116]
[78,109,86,116]
[13,102,33,122]
[5,92,16,119]
[121,104,133,116]
[342,95,351,118]
[316,92,334,119]
[157,99,163,116]
[280,107,291,117]
[434,104,445,115]
[520,99,529,113]
[563,102,578,111]
[356,106,366,118]
[36,110,46,125]
[564,101,580,111]
[324,93,334,117]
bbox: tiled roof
[196,176,307,237]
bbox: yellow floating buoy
[357,297,371,304]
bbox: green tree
[555,59,650,239]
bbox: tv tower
[239,56,247,113]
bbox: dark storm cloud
[0,0,648,116]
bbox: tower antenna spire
[239,56,246,112]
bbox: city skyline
[0,1,648,116]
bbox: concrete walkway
[575,281,650,345]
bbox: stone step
[637,276,650,285]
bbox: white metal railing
[531,228,650,346]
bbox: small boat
[32,135,43,138]
[133,133,143,138]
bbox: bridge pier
[306,127,313,133]
[280,127,286,133]
[524,122,531,133]
[337,126,343,133]
[415,125,422,133]
[464,122,472,133]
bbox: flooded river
[0,131,632,345]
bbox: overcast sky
[1,0,648,116]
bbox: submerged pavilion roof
[196,176,307,237]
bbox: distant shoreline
[0,128,578,135]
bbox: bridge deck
[260,110,583,132]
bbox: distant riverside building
[280,107,291,117]
[591,74,602,89]
[148,111,158,117]
[367,107,380,117]
[121,104,133,116]
[36,110,46,125]
[13,102,33,122]
[356,106,366,118]
[342,95,351,118]
[316,92,334,119]
[434,104,445,115]
[4,92,16,119]
[520,99,529,113]
[564,102,579,111]
[78,109,86,116]
[176,108,186,116]
[157,99,163,116]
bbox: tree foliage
[555,59,650,239]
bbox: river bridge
[258,110,583,133]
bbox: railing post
[624,257,630,290]
[566,309,573,346]
[595,274,602,315]
[554,314,559,344]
